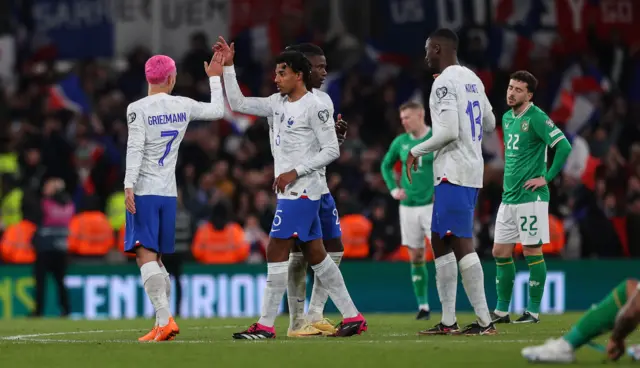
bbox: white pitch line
[0,329,140,340]
[0,325,242,344]
[0,327,540,345]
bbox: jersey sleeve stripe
[550,135,565,148]
[549,129,562,138]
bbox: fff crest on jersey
[287,117,294,127]
[521,119,530,132]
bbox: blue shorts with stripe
[293,193,342,247]
[319,193,342,240]
[431,182,479,239]
[124,195,176,254]
[270,197,322,243]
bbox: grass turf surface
[0,313,638,367]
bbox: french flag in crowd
[491,0,560,71]
[550,63,610,134]
[223,101,257,134]
[47,73,91,115]
[490,29,535,71]
[490,0,537,71]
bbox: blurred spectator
[31,178,73,317]
[0,174,22,230]
[368,199,399,260]
[3,2,640,265]
[191,201,249,264]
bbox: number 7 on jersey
[159,130,179,166]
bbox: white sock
[287,252,307,330]
[435,252,458,326]
[160,265,171,299]
[307,252,343,323]
[141,261,171,327]
[257,261,289,328]
[459,252,491,327]
[311,255,358,319]
[160,265,171,325]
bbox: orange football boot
[153,317,180,341]
[138,327,158,342]
[139,327,175,342]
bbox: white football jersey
[428,65,492,188]
[223,66,339,200]
[266,88,334,195]
[124,77,224,196]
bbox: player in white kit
[214,37,367,339]
[405,28,497,335]
[124,53,225,341]
[282,43,348,337]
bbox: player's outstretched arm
[189,52,225,121]
[410,110,458,158]
[223,65,273,117]
[294,104,340,177]
[608,286,640,360]
[123,105,145,190]
[215,37,273,117]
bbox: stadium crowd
[1,11,640,264]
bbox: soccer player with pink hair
[123,52,225,341]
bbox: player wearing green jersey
[523,278,640,363]
[381,101,435,320]
[491,71,572,324]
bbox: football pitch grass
[1,313,638,367]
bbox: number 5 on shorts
[271,210,283,231]
[159,130,179,166]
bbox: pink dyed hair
[145,55,176,85]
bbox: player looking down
[124,53,225,341]
[406,28,497,336]
[282,43,349,337]
[491,71,572,325]
[215,37,367,339]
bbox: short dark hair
[510,70,538,93]
[275,51,312,86]
[285,43,324,57]
[429,28,459,49]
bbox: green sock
[411,262,429,309]
[495,257,516,313]
[525,254,547,314]
[563,280,629,349]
